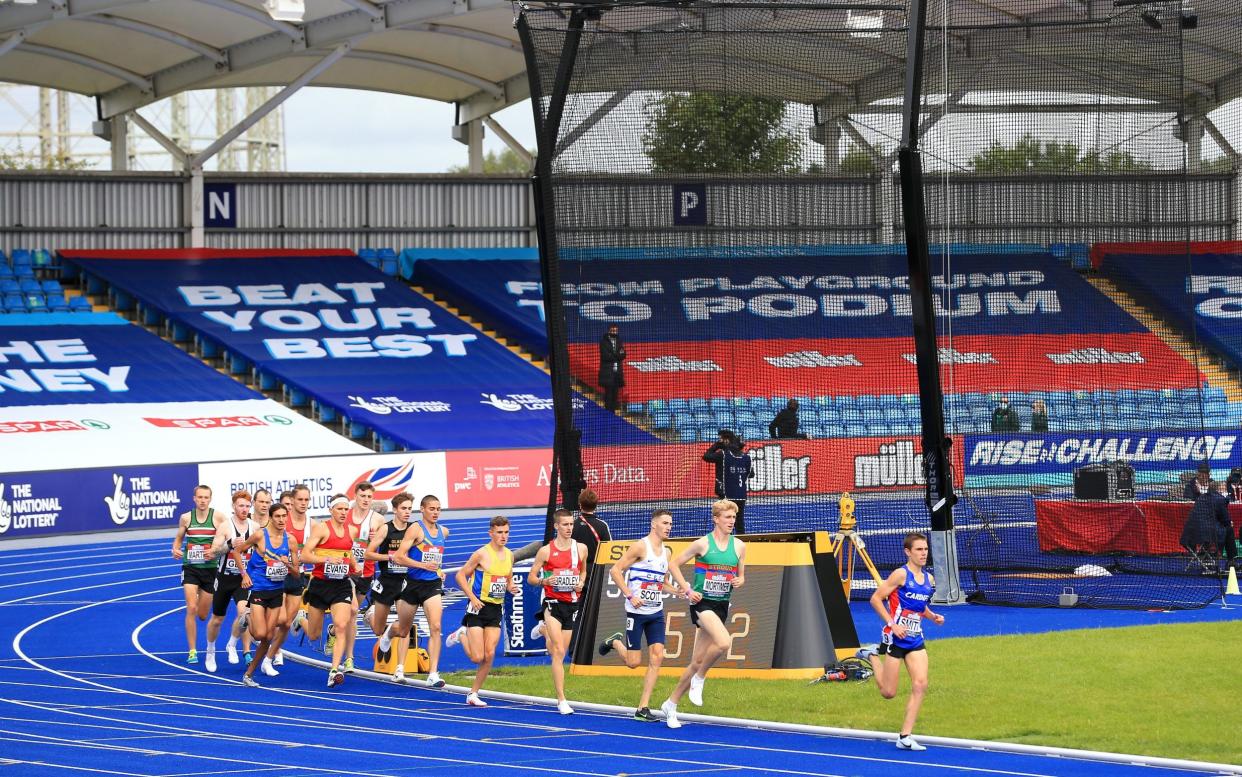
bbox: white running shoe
[687,673,705,707]
[427,671,445,689]
[660,699,681,729]
[327,667,344,687]
[557,700,574,715]
[291,610,306,636]
[530,621,545,641]
[378,628,393,654]
[204,651,217,673]
[261,658,279,677]
[237,612,250,634]
[446,625,466,648]
[241,674,260,688]
[392,666,405,683]
[896,735,926,751]
[465,692,487,707]
[272,651,284,667]
[226,643,239,665]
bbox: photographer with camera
[702,429,753,533]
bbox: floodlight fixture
[264,0,305,23]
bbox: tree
[969,133,1152,174]
[0,148,94,171]
[643,93,802,174]
[839,145,879,175]
[447,146,534,174]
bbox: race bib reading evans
[324,560,350,580]
[266,561,288,581]
[186,545,207,564]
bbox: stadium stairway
[1088,275,1242,402]
[410,282,676,442]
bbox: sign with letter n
[204,182,237,229]
[672,183,706,226]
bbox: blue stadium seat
[32,249,54,272]
[18,278,40,294]
[668,398,689,413]
[686,397,708,411]
[0,265,12,280]
[0,280,18,295]
[626,402,644,415]
[742,424,763,441]
[40,279,61,294]
[678,427,697,443]
[845,422,867,437]
[709,397,730,411]
[25,296,47,312]
[45,293,67,308]
[3,294,25,312]
[358,248,380,268]
[650,409,673,427]
[377,248,398,276]
[10,250,32,270]
[68,295,92,312]
[13,265,34,280]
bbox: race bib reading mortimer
[324,561,350,580]
[266,561,288,581]
[186,546,206,564]
[703,571,733,598]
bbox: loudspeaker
[1073,463,1134,500]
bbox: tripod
[826,492,882,599]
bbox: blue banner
[964,431,1242,478]
[0,462,198,539]
[0,312,260,407]
[64,255,656,450]
[504,563,547,656]
[413,253,1143,347]
[1102,250,1242,369]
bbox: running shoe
[530,621,545,641]
[343,657,355,674]
[187,650,198,665]
[204,651,217,673]
[427,671,446,689]
[445,626,466,648]
[272,651,284,667]
[237,612,250,634]
[896,735,926,751]
[243,651,253,665]
[392,666,405,683]
[325,625,336,653]
[261,658,279,677]
[660,700,681,729]
[327,667,344,687]
[291,610,306,636]
[378,628,393,654]
[633,707,658,722]
[856,644,879,661]
[226,643,239,665]
[557,700,574,715]
[687,673,705,707]
[241,674,260,688]
[598,631,623,656]
[465,692,488,707]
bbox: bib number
[549,571,579,593]
[487,578,507,600]
[387,562,408,575]
[324,561,350,580]
[352,545,366,564]
[224,556,240,575]
[897,611,923,637]
[422,547,443,568]
[703,571,732,597]
[186,545,206,564]
[638,583,663,605]
[266,561,288,582]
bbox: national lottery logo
[105,473,131,525]
[0,485,10,534]
[348,396,393,415]
[480,393,522,412]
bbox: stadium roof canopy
[0,0,1236,133]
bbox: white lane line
[0,548,160,574]
[0,572,173,606]
[0,562,172,591]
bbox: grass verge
[443,620,1242,764]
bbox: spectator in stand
[598,324,625,412]
[1184,463,1213,501]
[1227,468,1242,502]
[769,399,809,440]
[990,395,1019,433]
[703,430,752,533]
[1180,481,1238,568]
[1030,399,1049,433]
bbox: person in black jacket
[703,430,752,533]
[598,324,625,412]
[1180,481,1238,567]
[769,399,808,439]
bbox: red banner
[445,448,554,508]
[570,333,1197,402]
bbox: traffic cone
[1227,566,1241,596]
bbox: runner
[344,481,385,674]
[660,499,746,729]
[527,509,586,714]
[171,485,220,664]
[203,490,256,673]
[299,494,361,687]
[599,508,677,721]
[389,494,450,687]
[856,532,945,751]
[270,484,311,667]
[448,515,517,707]
[232,502,298,686]
[364,492,413,681]
[253,489,273,528]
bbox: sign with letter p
[672,183,707,226]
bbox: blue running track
[0,525,1236,777]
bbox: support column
[451,119,486,172]
[110,115,129,171]
[1185,115,1204,173]
[189,165,204,248]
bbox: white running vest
[623,537,670,615]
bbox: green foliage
[0,148,94,171]
[970,133,1153,174]
[447,146,534,174]
[839,145,879,174]
[452,619,1242,764]
[643,93,802,174]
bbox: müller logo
[1046,348,1144,365]
[854,440,925,488]
[628,356,723,373]
[763,350,862,368]
[902,347,997,365]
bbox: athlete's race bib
[266,561,288,581]
[421,546,443,568]
[371,578,384,593]
[186,545,207,564]
[486,577,507,600]
[549,570,579,593]
[466,600,481,615]
[637,582,664,605]
[703,570,733,597]
[324,560,350,580]
[896,610,923,637]
[352,544,366,564]
[387,562,408,575]
[223,556,240,575]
